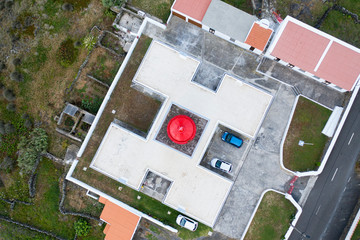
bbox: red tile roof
[271,21,330,72]
[99,196,140,240]
[172,0,212,22]
[316,42,360,91]
[245,22,273,51]
[270,18,360,91]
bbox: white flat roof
[91,41,272,226]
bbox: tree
[17,128,48,173]
[74,218,91,237]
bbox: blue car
[221,132,243,148]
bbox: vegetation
[0,159,105,239]
[131,0,174,23]
[244,191,297,240]
[74,218,91,236]
[56,39,79,67]
[17,128,48,173]
[81,96,103,114]
[83,35,97,51]
[221,0,253,14]
[102,0,124,8]
[284,97,332,172]
[351,222,360,240]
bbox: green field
[245,191,297,240]
[283,97,332,172]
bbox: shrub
[0,156,15,171]
[12,58,21,66]
[0,121,4,135]
[101,0,124,8]
[6,103,16,112]
[17,128,48,174]
[56,39,78,67]
[82,35,97,51]
[10,71,23,82]
[74,218,91,237]
[24,119,32,128]
[81,96,103,114]
[4,123,15,134]
[0,62,5,72]
[3,89,16,101]
[5,0,13,8]
[62,3,74,11]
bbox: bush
[12,58,21,66]
[6,103,16,112]
[5,0,13,8]
[3,89,16,101]
[56,39,78,67]
[101,0,124,8]
[62,3,74,11]
[0,156,15,171]
[81,96,103,114]
[0,121,4,135]
[10,71,24,82]
[74,218,91,237]
[24,119,32,128]
[4,123,15,134]
[0,62,6,72]
[17,128,48,174]
[64,117,75,127]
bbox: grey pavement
[258,58,345,109]
[214,84,295,238]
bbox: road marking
[331,168,338,182]
[344,187,347,192]
[348,133,354,145]
[316,205,321,215]
[348,177,352,183]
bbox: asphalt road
[289,89,360,240]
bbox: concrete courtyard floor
[141,17,345,238]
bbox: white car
[210,158,232,173]
[176,214,198,231]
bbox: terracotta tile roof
[245,22,273,51]
[271,21,330,72]
[99,196,140,240]
[270,17,360,91]
[316,42,360,91]
[172,0,212,22]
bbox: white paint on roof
[91,41,272,226]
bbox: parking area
[200,125,250,181]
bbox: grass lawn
[351,222,360,240]
[283,97,332,172]
[320,10,360,48]
[0,159,105,240]
[221,0,253,14]
[130,0,174,23]
[244,191,296,240]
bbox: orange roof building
[99,196,140,240]
[245,22,273,52]
[267,16,360,91]
[171,0,212,24]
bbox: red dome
[167,115,196,144]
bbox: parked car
[176,214,198,231]
[221,131,243,148]
[210,158,232,173]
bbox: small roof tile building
[266,16,360,92]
